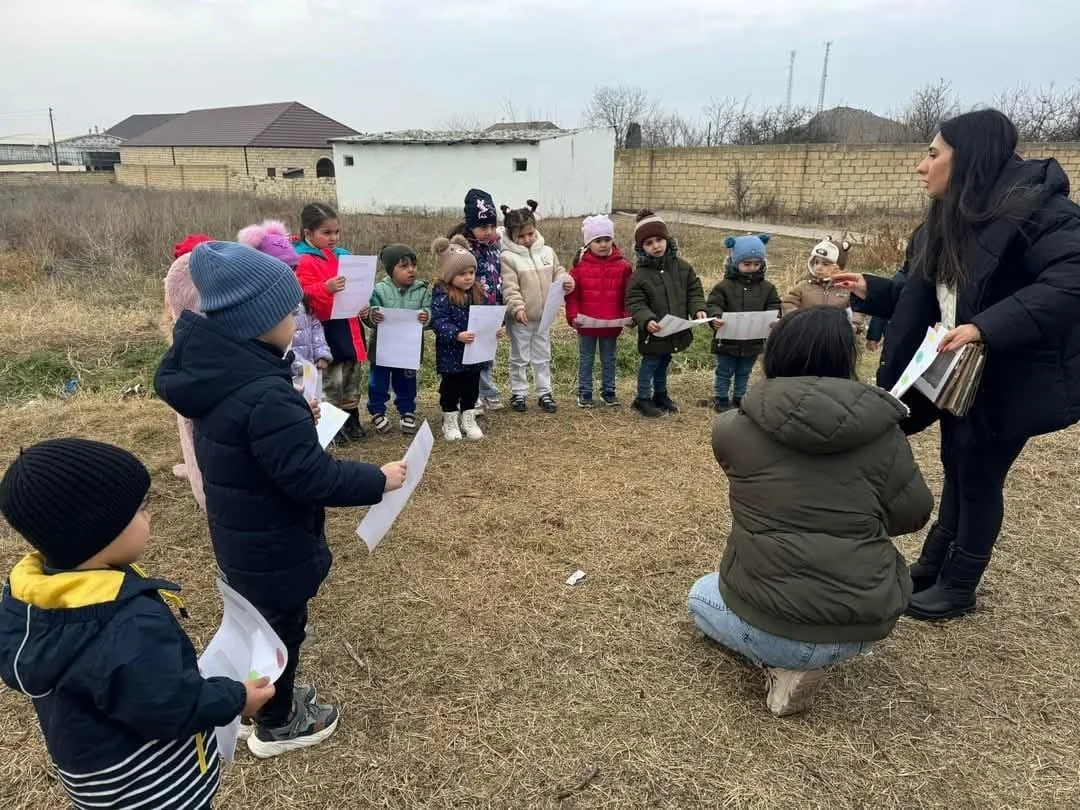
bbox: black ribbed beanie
[0,438,151,570]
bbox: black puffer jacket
[155,313,386,609]
[858,158,1080,441]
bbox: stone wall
[613,143,1080,217]
[0,171,116,186]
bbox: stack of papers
[891,325,985,417]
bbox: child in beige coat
[782,237,865,333]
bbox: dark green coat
[706,262,781,358]
[625,244,708,356]
[712,376,933,643]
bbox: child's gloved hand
[242,676,276,718]
[381,461,407,492]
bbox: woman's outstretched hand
[830,273,868,300]
[938,324,982,353]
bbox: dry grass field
[0,186,1077,809]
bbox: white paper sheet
[461,305,506,365]
[537,280,566,335]
[329,255,377,320]
[574,315,634,328]
[300,360,321,403]
[374,308,424,371]
[356,421,434,551]
[889,326,945,399]
[714,310,779,341]
[316,401,350,448]
[197,580,288,763]
[654,314,713,338]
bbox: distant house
[331,126,615,216]
[0,131,122,171]
[117,101,357,196]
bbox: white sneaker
[764,667,829,716]
[460,409,484,441]
[442,411,462,442]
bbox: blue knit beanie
[189,241,302,340]
[725,233,770,267]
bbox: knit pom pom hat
[633,209,670,249]
[808,236,851,276]
[725,233,770,267]
[432,235,477,283]
[173,234,213,260]
[238,220,299,268]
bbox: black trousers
[252,601,309,727]
[937,415,1027,557]
[439,370,481,412]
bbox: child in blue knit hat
[705,234,781,412]
[155,241,407,759]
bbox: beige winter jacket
[499,230,572,322]
[781,276,867,331]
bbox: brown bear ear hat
[432,235,477,283]
[807,235,852,275]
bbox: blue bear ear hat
[727,233,770,267]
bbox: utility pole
[817,42,832,114]
[48,107,59,174]
[785,50,796,115]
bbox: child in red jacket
[565,215,634,407]
[294,203,369,440]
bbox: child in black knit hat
[0,438,276,810]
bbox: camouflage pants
[324,360,363,411]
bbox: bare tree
[995,82,1080,142]
[640,112,707,147]
[730,104,814,145]
[702,97,742,145]
[728,161,759,219]
[902,79,960,142]
[584,85,659,148]
[441,113,485,133]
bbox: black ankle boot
[909,522,955,593]
[906,546,991,621]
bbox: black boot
[342,407,366,440]
[653,392,679,413]
[713,397,732,413]
[909,522,955,593]
[905,546,990,621]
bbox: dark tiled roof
[123,102,357,148]
[105,114,182,141]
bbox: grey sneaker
[247,697,340,759]
[239,685,316,741]
[765,668,829,717]
[482,396,504,411]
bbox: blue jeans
[636,354,672,400]
[687,574,872,670]
[578,336,618,397]
[367,365,417,416]
[479,363,499,400]
[714,354,757,401]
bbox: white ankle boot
[441,411,462,442]
[460,409,484,441]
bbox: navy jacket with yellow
[0,554,242,809]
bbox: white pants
[507,321,552,397]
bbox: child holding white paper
[156,241,407,758]
[706,234,782,412]
[625,210,708,418]
[430,236,505,442]
[295,202,370,440]
[499,200,574,414]
[366,244,430,435]
[782,237,866,334]
[0,438,276,808]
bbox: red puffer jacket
[565,244,633,338]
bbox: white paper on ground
[197,579,288,764]
[316,401,350,448]
[356,421,434,551]
[654,314,713,338]
[890,326,945,399]
[537,279,566,335]
[461,305,506,365]
[574,315,633,328]
[329,255,377,320]
[374,308,424,371]
[714,310,779,341]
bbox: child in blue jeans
[706,234,781,412]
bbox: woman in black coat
[834,109,1080,621]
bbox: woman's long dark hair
[916,109,1037,289]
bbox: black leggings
[937,415,1027,556]
[439,370,481,412]
[252,602,308,727]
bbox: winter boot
[905,546,991,621]
[343,408,366,440]
[733,396,743,409]
[631,397,663,418]
[460,409,484,441]
[909,522,956,593]
[653,392,679,413]
[713,397,732,413]
[441,411,462,442]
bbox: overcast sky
[2,0,1078,137]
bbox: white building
[330,125,615,217]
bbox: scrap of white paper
[566,570,587,586]
[329,256,377,320]
[374,308,424,371]
[300,360,321,403]
[715,310,780,341]
[316,401,350,448]
[654,313,713,338]
[537,279,566,335]
[574,315,633,328]
[197,580,287,763]
[461,305,506,365]
[890,326,945,399]
[356,421,434,551]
